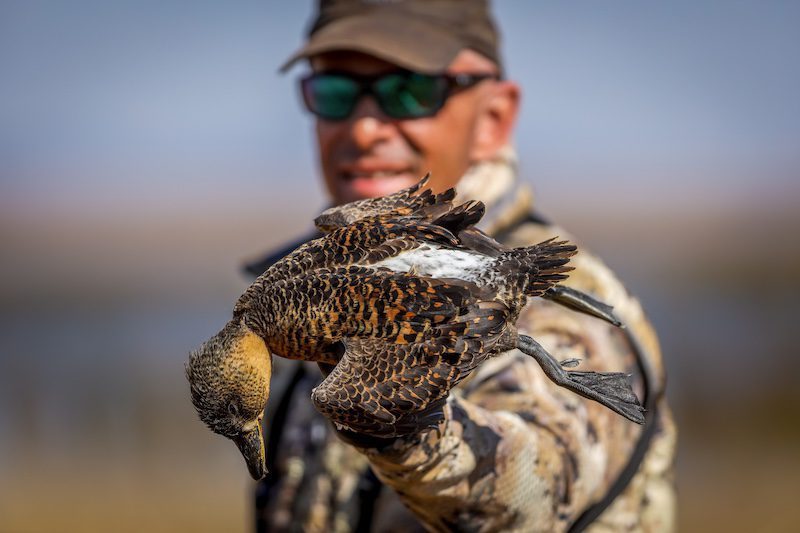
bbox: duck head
[186,319,272,479]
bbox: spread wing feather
[314,174,457,231]
[311,299,512,437]
[253,206,479,288]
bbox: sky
[1,0,798,220]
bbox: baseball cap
[280,0,502,74]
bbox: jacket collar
[455,145,534,236]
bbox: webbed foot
[517,334,644,424]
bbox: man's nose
[350,96,396,150]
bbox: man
[247,1,676,531]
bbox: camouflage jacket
[247,149,676,532]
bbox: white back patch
[372,244,494,282]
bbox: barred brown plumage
[186,176,644,480]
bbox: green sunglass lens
[376,73,446,119]
[303,75,359,120]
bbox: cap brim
[280,14,463,74]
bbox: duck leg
[543,286,623,328]
[517,334,645,424]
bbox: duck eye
[228,403,240,417]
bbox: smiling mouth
[342,169,412,180]
[335,166,420,201]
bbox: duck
[186,176,644,480]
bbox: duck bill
[234,423,267,480]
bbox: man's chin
[336,173,421,202]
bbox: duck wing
[254,201,487,287]
[314,174,457,231]
[310,300,512,437]
[249,216,458,288]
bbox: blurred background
[1,1,798,531]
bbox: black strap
[503,212,663,530]
[486,211,664,530]
[254,363,306,533]
[567,327,661,532]
[354,467,383,533]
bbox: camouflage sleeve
[359,250,676,532]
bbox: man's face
[310,50,505,205]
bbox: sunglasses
[300,70,499,121]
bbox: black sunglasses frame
[300,70,500,121]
